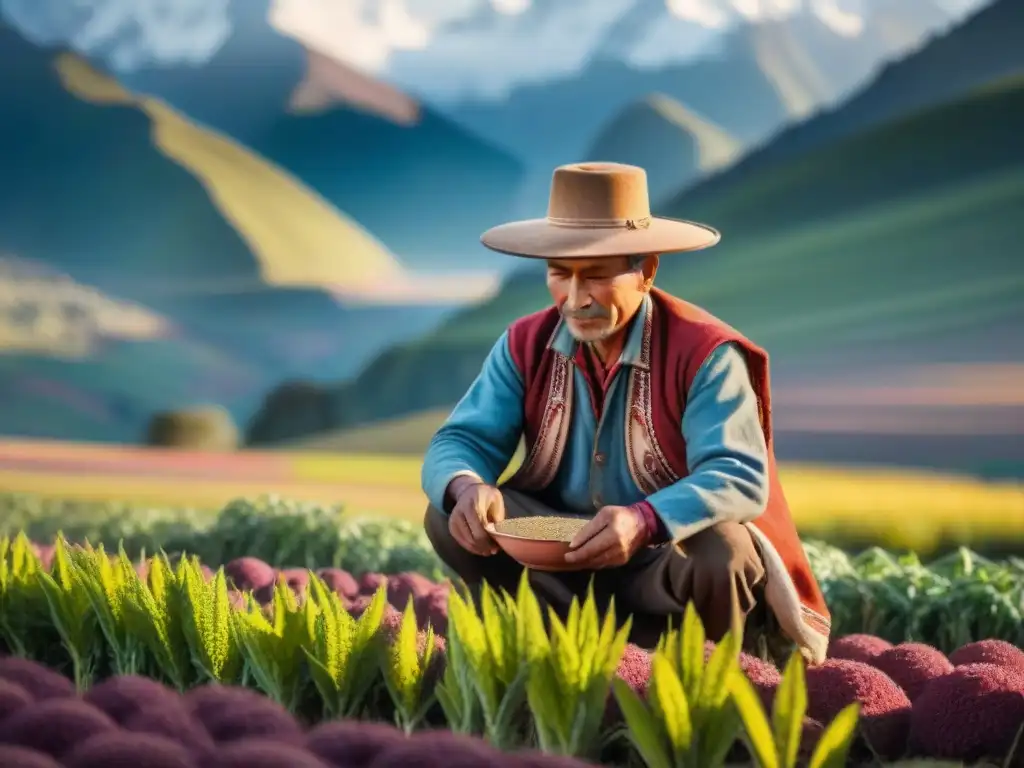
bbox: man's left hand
[564,505,646,568]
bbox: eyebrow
[548,262,619,276]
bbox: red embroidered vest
[503,288,831,663]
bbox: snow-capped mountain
[2,0,988,103]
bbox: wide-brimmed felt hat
[480,162,721,259]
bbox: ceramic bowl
[490,530,579,572]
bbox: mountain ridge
[115,0,526,274]
[667,0,1023,203]
[441,3,964,217]
[587,94,741,204]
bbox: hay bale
[146,406,239,451]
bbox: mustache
[562,303,611,320]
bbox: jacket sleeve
[636,341,770,542]
[421,329,526,512]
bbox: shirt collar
[548,293,651,369]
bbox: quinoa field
[0,494,1022,767]
[1,438,1022,554]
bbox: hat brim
[480,216,720,259]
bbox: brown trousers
[424,488,775,653]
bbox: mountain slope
[447,52,789,219]
[247,74,1024,447]
[739,0,957,120]
[118,0,525,274]
[587,94,741,204]
[651,77,1024,365]
[57,52,404,293]
[679,0,1024,199]
[57,50,457,382]
[0,25,451,440]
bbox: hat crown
[547,163,651,223]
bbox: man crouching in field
[420,162,830,664]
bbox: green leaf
[565,597,581,644]
[480,583,515,685]
[304,650,339,712]
[515,570,550,663]
[435,669,463,730]
[808,702,861,768]
[527,655,568,753]
[74,550,140,676]
[492,664,529,745]
[209,568,242,682]
[730,672,780,768]
[679,603,706,701]
[0,533,45,657]
[303,580,386,719]
[384,597,426,726]
[235,610,282,702]
[649,652,694,756]
[697,696,744,768]
[449,588,502,725]
[436,627,480,735]
[177,561,239,684]
[698,628,741,715]
[119,552,188,689]
[549,614,582,697]
[36,567,94,691]
[773,653,808,768]
[611,678,673,768]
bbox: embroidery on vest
[624,299,680,494]
[801,605,832,635]
[508,320,575,490]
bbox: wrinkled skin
[546,254,658,348]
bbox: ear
[640,255,659,291]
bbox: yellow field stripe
[0,451,1020,552]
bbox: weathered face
[545,255,658,342]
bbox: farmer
[420,162,830,664]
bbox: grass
[289,408,454,454]
[1,438,1021,554]
[658,167,1024,357]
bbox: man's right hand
[448,480,505,556]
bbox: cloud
[270,0,432,74]
[1,0,232,70]
[490,0,531,15]
[811,0,865,37]
[386,0,639,100]
[666,0,732,28]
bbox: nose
[566,275,589,310]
